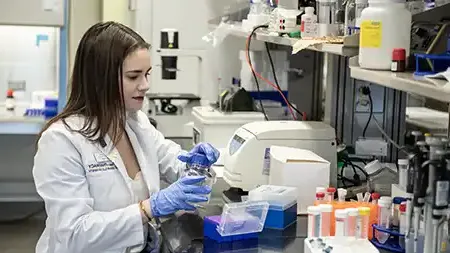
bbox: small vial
[326,187,336,202]
[319,204,333,237]
[335,209,348,237]
[391,48,406,72]
[346,208,359,237]
[371,192,380,205]
[399,202,407,249]
[357,207,371,239]
[316,192,325,203]
[392,197,406,227]
[308,206,321,238]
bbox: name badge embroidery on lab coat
[87,153,117,173]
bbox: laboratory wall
[101,0,135,27]
[69,0,102,73]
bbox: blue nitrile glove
[150,176,211,217]
[178,143,220,167]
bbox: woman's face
[122,48,151,112]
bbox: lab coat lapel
[127,115,160,192]
[92,134,130,188]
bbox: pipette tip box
[265,202,297,230]
[204,216,259,242]
[249,185,298,230]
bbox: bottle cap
[327,187,336,193]
[399,202,407,212]
[335,209,347,218]
[337,188,347,195]
[305,7,315,14]
[346,208,359,216]
[371,192,380,200]
[398,159,409,166]
[319,204,333,212]
[392,48,406,61]
[393,197,407,204]
[308,206,321,214]
[6,89,13,97]
[358,207,371,216]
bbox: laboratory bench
[158,206,390,253]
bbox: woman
[33,21,219,253]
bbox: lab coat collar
[61,113,157,193]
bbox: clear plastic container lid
[217,201,270,237]
[248,185,298,211]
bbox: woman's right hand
[149,176,211,217]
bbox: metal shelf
[349,60,450,103]
[212,24,359,57]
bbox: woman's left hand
[178,143,220,167]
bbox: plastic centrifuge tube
[326,187,336,202]
[337,188,347,202]
[346,208,359,237]
[376,198,392,244]
[319,204,333,237]
[357,207,371,239]
[363,192,371,202]
[335,209,348,237]
[308,206,321,238]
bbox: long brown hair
[38,22,150,145]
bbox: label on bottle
[391,62,398,71]
[360,21,382,48]
[301,17,318,38]
[435,181,449,206]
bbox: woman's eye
[128,76,139,80]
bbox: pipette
[424,136,443,253]
[413,141,429,253]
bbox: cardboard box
[269,146,330,214]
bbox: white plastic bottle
[358,0,412,70]
[301,7,318,38]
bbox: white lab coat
[33,111,186,253]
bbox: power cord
[361,86,373,138]
[361,87,408,154]
[247,25,270,121]
[264,42,305,119]
[245,26,298,120]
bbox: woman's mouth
[132,96,144,101]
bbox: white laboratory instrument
[223,121,338,191]
[146,28,207,139]
[268,0,301,34]
[192,106,265,149]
